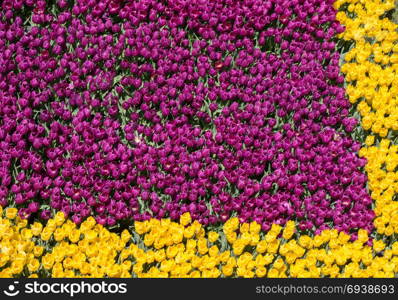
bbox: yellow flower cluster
[336,0,398,234]
[336,0,398,138]
[2,208,398,278]
[359,140,398,235]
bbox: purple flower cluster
[0,0,374,233]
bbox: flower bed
[1,209,397,278]
[0,0,397,278]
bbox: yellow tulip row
[336,0,398,139]
[336,0,398,235]
[1,208,398,278]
